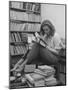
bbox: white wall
[41,4,65,38]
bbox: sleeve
[52,33,62,50]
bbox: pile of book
[25,73,45,87]
[10,2,40,13]
[10,45,27,55]
[37,65,57,86]
[25,65,57,87]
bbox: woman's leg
[26,43,40,64]
[39,46,60,80]
[40,46,59,64]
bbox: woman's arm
[34,32,47,45]
[10,58,24,71]
[47,46,59,55]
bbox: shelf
[10,19,41,24]
[10,7,41,15]
[10,31,39,33]
[10,42,28,45]
[10,53,24,56]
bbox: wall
[41,4,65,38]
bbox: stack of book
[45,76,57,86]
[37,65,55,77]
[25,73,45,87]
[25,65,57,87]
[37,65,57,86]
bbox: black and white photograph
[9,1,66,89]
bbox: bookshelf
[9,1,41,66]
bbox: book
[24,64,36,73]
[21,33,28,43]
[45,78,57,86]
[10,11,28,21]
[34,80,45,87]
[24,23,28,31]
[20,23,26,31]
[25,73,45,84]
[34,24,40,31]
[11,1,21,9]
[34,69,47,76]
[10,10,17,20]
[37,65,55,77]
[11,33,15,42]
[34,69,55,77]
[27,3,33,11]
[14,33,18,42]
[17,33,21,42]
[10,45,14,55]
[34,3,40,12]
[10,22,14,31]
[32,4,36,11]
[28,24,31,31]
[10,76,16,81]
[23,2,27,10]
[26,78,45,87]
[20,2,23,10]
[38,65,55,71]
[26,80,34,87]
[25,74,34,84]
[45,77,56,82]
[29,73,45,81]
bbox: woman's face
[42,25,50,35]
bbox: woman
[12,20,65,82]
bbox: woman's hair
[40,20,55,38]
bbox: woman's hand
[34,32,40,43]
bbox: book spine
[25,74,34,84]
[32,4,35,12]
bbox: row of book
[10,1,41,13]
[10,22,40,31]
[10,33,28,42]
[25,65,57,87]
[10,10,41,22]
[10,45,27,55]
